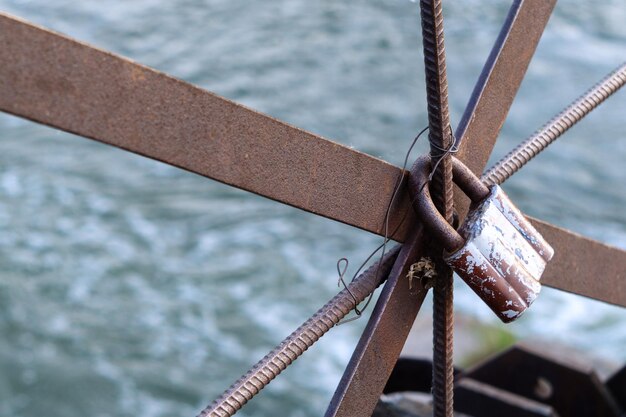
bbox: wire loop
[335,126,430,325]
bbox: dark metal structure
[384,345,625,417]
[0,0,624,416]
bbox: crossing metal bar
[0,12,623,308]
[0,12,414,241]
[454,0,557,218]
[326,2,563,416]
[325,229,429,417]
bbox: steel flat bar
[1,14,624,307]
[531,218,626,308]
[0,10,557,243]
[325,228,429,417]
[454,0,556,215]
[0,13,413,240]
[325,3,559,414]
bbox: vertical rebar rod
[482,62,626,186]
[419,1,454,416]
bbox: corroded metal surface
[0,2,558,245]
[455,0,557,175]
[419,0,454,220]
[532,219,626,308]
[417,1,558,407]
[325,230,428,417]
[411,157,554,322]
[198,246,401,417]
[454,0,557,217]
[322,0,562,403]
[0,3,624,417]
[0,13,412,240]
[410,156,489,252]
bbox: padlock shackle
[409,155,490,252]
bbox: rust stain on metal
[532,219,626,308]
[0,13,413,240]
[482,62,626,187]
[199,247,401,417]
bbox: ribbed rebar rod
[419,1,454,416]
[197,246,400,417]
[420,0,454,215]
[482,62,626,186]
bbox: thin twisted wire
[482,62,626,187]
[419,1,454,417]
[197,246,400,417]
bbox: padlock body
[445,185,554,323]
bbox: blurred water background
[0,1,625,416]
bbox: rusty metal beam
[454,0,556,216]
[455,0,556,173]
[531,218,626,308]
[1,13,624,309]
[325,229,428,417]
[0,12,414,240]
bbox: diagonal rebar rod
[482,62,626,186]
[419,1,454,416]
[197,246,401,417]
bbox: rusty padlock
[409,155,554,323]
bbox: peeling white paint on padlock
[409,156,555,323]
[445,185,554,322]
[491,187,554,261]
